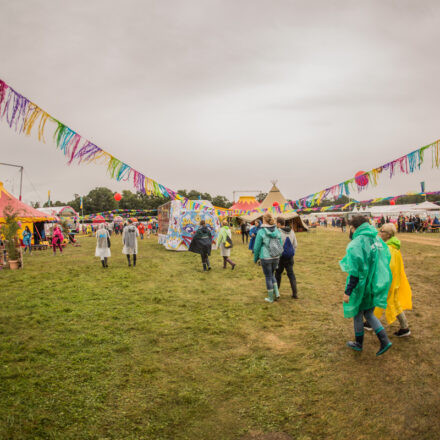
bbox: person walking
[217,220,236,270]
[371,223,412,337]
[249,220,262,253]
[122,219,139,267]
[138,222,145,240]
[275,217,298,299]
[188,220,213,271]
[340,215,393,356]
[95,223,111,268]
[240,221,250,244]
[22,226,32,254]
[341,216,347,232]
[52,225,64,255]
[253,213,283,303]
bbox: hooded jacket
[188,225,212,255]
[374,236,412,323]
[339,222,392,318]
[248,223,261,251]
[253,225,282,262]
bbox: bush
[1,205,20,261]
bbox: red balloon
[355,171,369,187]
[390,200,396,205]
[272,202,279,207]
[114,193,122,201]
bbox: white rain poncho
[95,225,111,258]
[122,224,139,255]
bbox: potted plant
[0,205,21,270]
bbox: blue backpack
[282,237,295,258]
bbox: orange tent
[0,181,54,243]
[230,196,260,211]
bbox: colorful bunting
[1,77,440,218]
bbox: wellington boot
[264,290,274,303]
[104,257,108,268]
[101,259,106,268]
[347,333,364,351]
[376,328,392,356]
[273,283,280,300]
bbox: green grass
[1,230,439,439]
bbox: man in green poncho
[340,215,393,356]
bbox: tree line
[30,188,439,215]
[31,187,234,215]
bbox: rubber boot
[223,257,227,269]
[133,254,137,267]
[264,290,274,303]
[226,258,236,270]
[101,259,106,268]
[104,257,108,268]
[273,283,280,301]
[206,257,211,271]
[376,327,392,356]
[127,255,131,267]
[347,332,364,351]
[290,279,298,299]
[203,263,208,271]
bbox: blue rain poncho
[339,223,392,318]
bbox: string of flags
[1,78,440,217]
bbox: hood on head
[352,222,377,239]
[386,236,401,250]
[262,225,278,237]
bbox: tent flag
[1,77,440,216]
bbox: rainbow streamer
[1,77,440,218]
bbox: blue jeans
[353,308,382,334]
[261,258,279,290]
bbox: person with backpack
[275,217,298,299]
[340,215,393,356]
[253,213,283,303]
[217,220,236,270]
[188,219,213,271]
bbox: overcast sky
[1,0,440,205]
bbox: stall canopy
[239,184,308,231]
[367,201,440,216]
[38,206,79,218]
[0,181,54,243]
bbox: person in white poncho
[122,219,140,267]
[95,223,111,268]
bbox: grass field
[1,229,439,440]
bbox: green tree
[212,195,232,208]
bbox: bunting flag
[296,191,440,213]
[1,77,440,218]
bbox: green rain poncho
[339,223,392,318]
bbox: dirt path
[399,236,440,246]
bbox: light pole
[0,162,24,200]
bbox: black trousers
[241,231,249,243]
[275,256,297,295]
[201,252,210,267]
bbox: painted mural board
[158,200,220,251]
